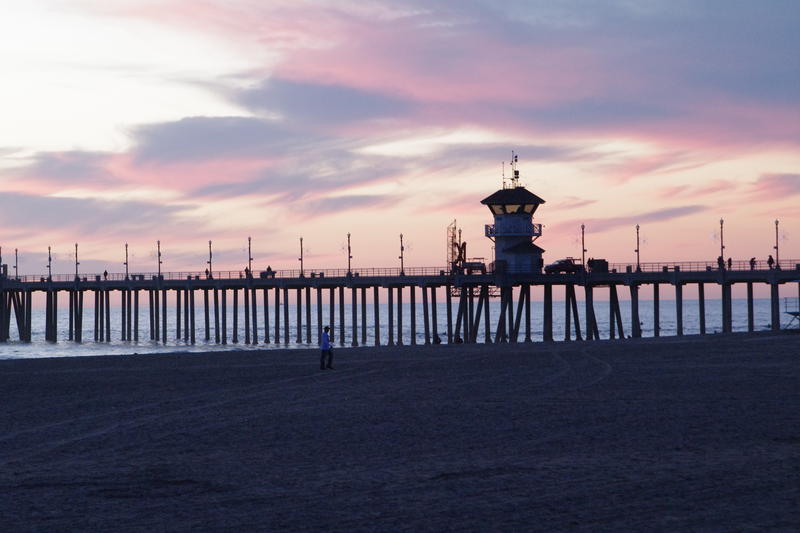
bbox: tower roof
[480,186,546,206]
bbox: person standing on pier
[717,256,725,271]
[727,257,732,270]
[750,257,756,270]
[768,255,775,269]
[320,326,333,370]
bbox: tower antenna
[510,151,520,188]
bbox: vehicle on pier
[544,257,585,274]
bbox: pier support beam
[653,283,660,338]
[543,284,553,342]
[746,282,754,332]
[284,287,290,345]
[373,286,380,346]
[221,289,227,344]
[189,289,196,344]
[445,286,453,344]
[675,283,683,336]
[410,285,416,346]
[397,286,403,346]
[252,287,259,344]
[360,287,366,346]
[388,286,394,345]
[244,286,251,344]
[422,285,430,345]
[307,287,313,344]
[721,283,733,333]
[316,287,323,344]
[268,287,278,344]
[338,286,344,347]
[351,287,358,347]
[232,289,239,343]
[630,284,641,338]
[431,287,439,343]
[698,283,706,335]
[770,283,780,331]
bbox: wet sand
[1,332,798,531]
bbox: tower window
[505,204,521,213]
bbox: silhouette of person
[454,335,463,344]
[717,256,725,271]
[749,257,756,270]
[320,326,333,369]
[433,334,442,345]
[767,255,775,269]
[103,270,108,280]
[205,268,209,278]
[727,257,732,270]
[244,267,250,278]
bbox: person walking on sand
[320,326,333,370]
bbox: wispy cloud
[749,173,800,199]
[554,205,709,234]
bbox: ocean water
[1,295,798,360]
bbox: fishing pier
[0,260,798,347]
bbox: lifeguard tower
[481,154,545,274]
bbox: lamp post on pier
[347,233,352,274]
[157,240,162,278]
[14,248,18,280]
[299,237,304,277]
[774,219,780,267]
[74,243,79,279]
[47,246,52,280]
[581,224,586,267]
[207,240,213,278]
[246,236,254,275]
[635,224,641,272]
[124,243,129,279]
[399,233,405,275]
[719,218,725,262]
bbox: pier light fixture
[124,243,129,278]
[247,236,253,273]
[157,240,162,277]
[299,237,304,277]
[207,240,213,277]
[581,224,586,267]
[14,248,18,280]
[774,219,780,266]
[399,233,405,275]
[719,218,725,260]
[347,233,352,274]
[74,243,79,278]
[635,225,641,272]
[47,246,52,280]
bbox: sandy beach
[1,332,798,531]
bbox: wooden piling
[283,287,289,345]
[422,285,430,345]
[251,287,258,344]
[746,282,754,332]
[388,286,394,345]
[351,287,358,347]
[373,285,380,346]
[232,288,238,343]
[221,288,227,344]
[698,282,706,335]
[410,285,416,346]
[397,286,403,346]
[543,283,553,342]
[675,283,683,336]
[653,283,660,338]
[338,286,344,347]
[630,284,641,338]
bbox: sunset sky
[1,0,798,275]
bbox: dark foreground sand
[1,333,798,532]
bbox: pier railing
[4,260,799,283]
[607,259,797,273]
[9,266,452,283]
